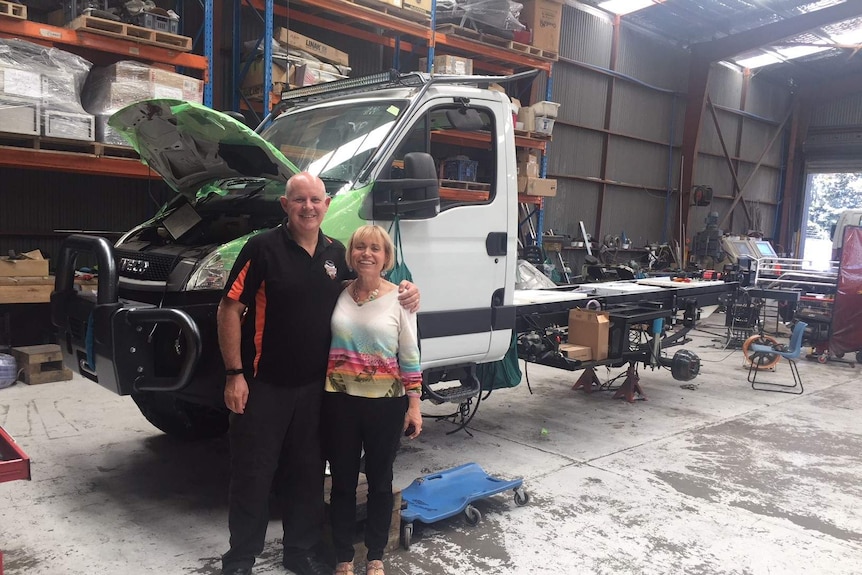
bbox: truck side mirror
[372,152,440,220]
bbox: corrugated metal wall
[543,3,793,254]
[810,93,862,128]
[543,5,689,251]
[804,93,862,172]
[0,169,171,269]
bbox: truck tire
[132,392,229,440]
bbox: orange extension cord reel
[742,333,782,370]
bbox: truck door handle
[486,232,507,256]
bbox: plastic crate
[534,116,555,136]
[132,12,179,34]
[440,157,478,182]
[530,100,560,118]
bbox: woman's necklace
[351,281,380,306]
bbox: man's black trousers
[222,380,324,571]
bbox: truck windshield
[261,100,407,184]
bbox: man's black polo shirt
[224,221,351,387]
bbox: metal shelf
[0,6,212,175]
[0,146,159,178]
[431,129,548,153]
[0,18,208,73]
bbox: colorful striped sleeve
[397,306,422,393]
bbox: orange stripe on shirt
[253,280,266,377]
[227,261,251,301]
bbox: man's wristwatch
[225,368,244,376]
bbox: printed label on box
[2,69,41,98]
[154,85,184,100]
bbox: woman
[324,224,423,575]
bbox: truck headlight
[185,250,228,291]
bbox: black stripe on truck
[418,306,516,338]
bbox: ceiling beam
[691,0,862,62]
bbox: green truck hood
[109,99,299,200]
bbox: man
[217,172,419,575]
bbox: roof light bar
[280,70,418,103]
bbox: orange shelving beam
[0,146,160,179]
[432,130,548,153]
[0,19,208,75]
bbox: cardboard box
[0,256,49,278]
[568,309,610,361]
[376,0,403,7]
[517,150,538,164]
[418,55,473,75]
[520,0,563,53]
[403,0,432,16]
[518,161,539,178]
[518,176,557,197]
[241,57,293,98]
[294,64,348,87]
[275,28,349,67]
[103,62,203,103]
[559,343,592,361]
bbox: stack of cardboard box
[82,61,204,145]
[241,28,352,99]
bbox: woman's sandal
[366,560,385,575]
[335,561,355,575]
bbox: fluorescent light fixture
[598,0,656,16]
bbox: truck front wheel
[132,392,229,440]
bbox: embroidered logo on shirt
[324,260,337,279]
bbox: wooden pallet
[440,180,490,202]
[354,0,430,23]
[440,179,490,191]
[436,24,558,61]
[0,131,138,158]
[68,15,193,52]
[10,344,73,385]
[0,0,25,20]
[514,129,553,141]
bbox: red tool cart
[1,424,31,575]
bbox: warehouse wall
[540,3,795,265]
[0,169,172,270]
[804,93,862,172]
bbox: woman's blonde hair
[347,224,395,273]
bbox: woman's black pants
[323,392,407,563]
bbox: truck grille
[115,250,179,282]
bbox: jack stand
[613,363,646,402]
[572,367,601,392]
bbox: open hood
[109,99,299,199]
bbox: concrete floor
[1,314,861,575]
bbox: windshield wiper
[318,176,350,184]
